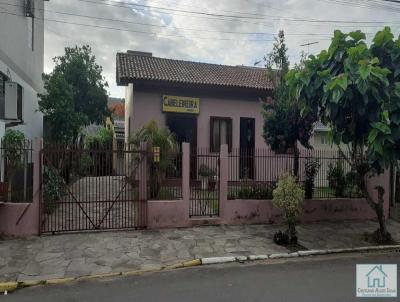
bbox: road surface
[5,251,400,302]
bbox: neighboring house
[312,121,332,149]
[108,99,125,144]
[366,265,387,288]
[107,98,125,174]
[0,0,47,140]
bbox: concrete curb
[0,259,203,294]
[200,245,400,266]
[1,245,399,294]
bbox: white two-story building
[0,0,47,140]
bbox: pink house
[117,51,273,155]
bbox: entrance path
[0,220,399,282]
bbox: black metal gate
[189,148,220,217]
[40,144,147,234]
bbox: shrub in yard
[343,171,364,198]
[272,173,304,244]
[237,184,275,200]
[327,162,346,197]
[303,158,320,199]
[2,129,26,201]
[43,166,64,214]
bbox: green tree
[286,27,400,242]
[39,45,109,144]
[262,31,316,176]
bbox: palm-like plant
[130,121,178,199]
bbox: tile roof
[116,52,273,91]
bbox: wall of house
[0,0,44,92]
[0,59,43,140]
[126,88,269,150]
[0,0,44,140]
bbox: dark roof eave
[117,77,272,93]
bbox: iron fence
[0,139,33,203]
[148,150,183,200]
[40,142,147,234]
[228,148,362,200]
[189,147,220,217]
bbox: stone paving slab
[0,220,399,282]
[297,219,400,250]
[0,224,287,282]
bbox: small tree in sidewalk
[272,173,305,244]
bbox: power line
[0,10,281,42]
[75,0,400,25]
[0,1,338,37]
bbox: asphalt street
[4,251,400,302]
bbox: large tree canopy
[286,27,400,241]
[39,45,109,144]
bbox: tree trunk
[287,223,298,244]
[359,176,391,243]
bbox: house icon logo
[357,264,397,298]
[366,265,387,288]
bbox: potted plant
[198,164,216,190]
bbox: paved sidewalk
[0,220,399,282]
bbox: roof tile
[116,52,273,91]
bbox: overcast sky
[39,0,400,97]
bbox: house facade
[117,51,274,154]
[0,0,46,140]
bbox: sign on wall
[162,95,200,114]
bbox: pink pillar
[219,144,228,218]
[182,143,190,217]
[32,138,42,235]
[139,142,147,201]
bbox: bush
[327,162,346,197]
[198,164,216,178]
[327,163,363,198]
[273,173,304,244]
[85,127,114,148]
[303,158,320,199]
[236,184,275,200]
[43,166,64,214]
[78,153,94,176]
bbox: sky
[38,0,400,97]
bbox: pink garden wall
[0,140,41,236]
[147,144,389,229]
